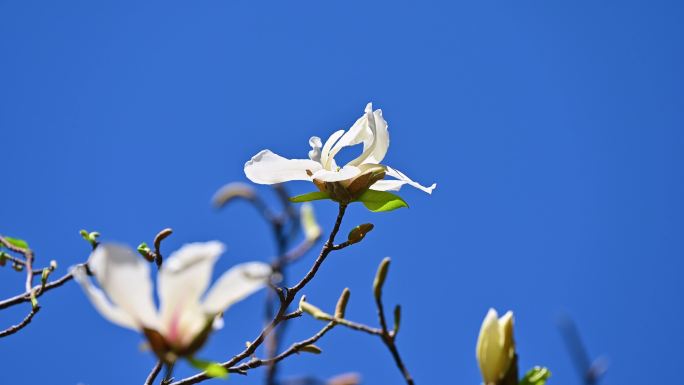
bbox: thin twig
[0,264,86,310]
[144,360,164,385]
[332,318,383,336]
[376,279,414,385]
[170,204,348,385]
[0,305,40,338]
[231,322,336,373]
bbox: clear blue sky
[1,1,682,384]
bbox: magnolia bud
[335,288,351,319]
[137,242,155,262]
[299,296,332,321]
[347,223,374,245]
[299,344,323,354]
[300,203,322,242]
[476,308,516,385]
[373,257,391,300]
[153,228,173,251]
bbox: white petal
[87,244,159,329]
[347,104,390,166]
[311,165,361,182]
[367,108,389,164]
[245,150,322,184]
[308,136,322,162]
[326,107,373,167]
[72,265,139,331]
[202,262,271,314]
[157,241,225,340]
[370,166,436,194]
[320,129,345,170]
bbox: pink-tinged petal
[157,241,224,341]
[245,150,322,184]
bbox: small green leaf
[188,357,228,379]
[520,366,551,385]
[290,191,331,203]
[356,190,408,212]
[4,237,29,250]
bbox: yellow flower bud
[476,308,515,384]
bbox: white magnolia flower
[73,241,270,361]
[244,103,436,195]
[476,308,516,384]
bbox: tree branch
[0,305,40,338]
[0,264,86,310]
[169,203,348,385]
[144,360,164,385]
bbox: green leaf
[188,357,228,379]
[3,237,29,250]
[290,191,331,203]
[520,366,551,385]
[356,190,408,212]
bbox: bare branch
[0,263,87,310]
[170,203,349,385]
[0,305,40,338]
[144,360,164,385]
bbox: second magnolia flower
[73,241,271,362]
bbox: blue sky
[1,1,683,384]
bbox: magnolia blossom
[476,308,516,384]
[244,103,436,195]
[73,241,270,361]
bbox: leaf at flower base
[188,357,229,379]
[290,191,332,203]
[356,190,408,212]
[3,237,29,250]
[519,366,551,385]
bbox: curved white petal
[311,165,361,182]
[327,105,373,167]
[202,262,271,314]
[245,150,322,184]
[157,241,225,341]
[370,166,436,194]
[72,265,139,331]
[308,136,322,162]
[367,108,389,164]
[320,129,345,170]
[87,244,159,329]
[348,104,390,166]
